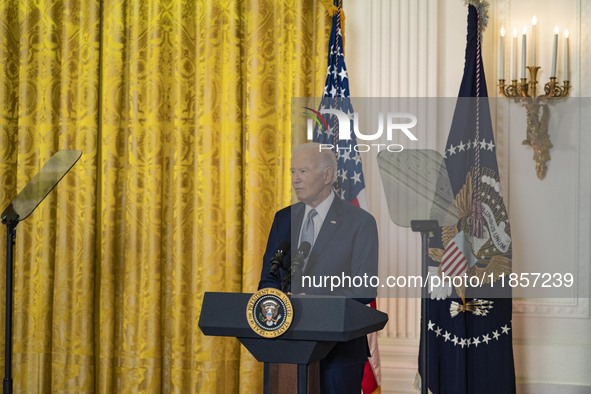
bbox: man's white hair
[293,142,338,183]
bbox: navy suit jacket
[258,196,379,366]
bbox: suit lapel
[308,197,343,262]
[291,202,305,249]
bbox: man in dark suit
[258,142,379,394]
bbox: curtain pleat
[0,0,328,392]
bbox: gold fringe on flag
[320,0,347,55]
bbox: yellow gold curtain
[0,0,328,392]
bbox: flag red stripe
[362,360,378,394]
[441,246,462,270]
[447,263,465,277]
[445,257,467,277]
[442,244,468,277]
[441,255,460,272]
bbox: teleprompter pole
[411,220,438,394]
[0,150,81,394]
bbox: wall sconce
[497,19,571,180]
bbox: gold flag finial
[320,0,339,16]
[320,0,346,56]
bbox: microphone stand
[281,271,291,294]
[282,242,310,295]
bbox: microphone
[283,242,311,293]
[290,241,311,274]
[269,241,290,279]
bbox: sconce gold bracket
[498,66,571,180]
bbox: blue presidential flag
[418,3,516,393]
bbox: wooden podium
[267,363,319,394]
[199,292,388,394]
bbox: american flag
[313,1,366,207]
[314,2,379,393]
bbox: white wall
[345,0,591,392]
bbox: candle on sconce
[500,26,505,80]
[531,16,537,66]
[521,25,527,79]
[564,29,570,81]
[551,25,559,77]
[512,28,518,80]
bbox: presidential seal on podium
[246,288,293,338]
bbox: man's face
[291,149,332,207]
